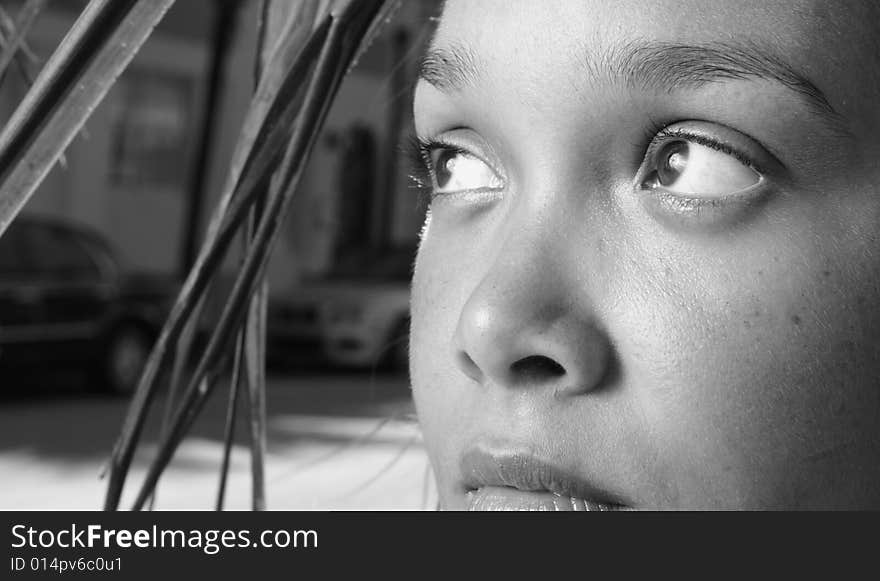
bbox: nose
[453,227,613,397]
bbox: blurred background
[0,0,438,509]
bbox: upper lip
[460,446,628,506]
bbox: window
[0,223,104,282]
[26,225,102,281]
[0,223,28,278]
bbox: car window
[0,222,106,283]
[20,224,102,281]
[0,223,29,278]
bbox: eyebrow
[418,39,849,134]
[419,42,480,93]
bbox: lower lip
[466,486,624,511]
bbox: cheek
[612,226,880,506]
[409,234,472,492]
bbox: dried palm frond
[0,1,43,87]
[0,0,399,511]
[0,0,177,236]
[0,0,45,86]
[105,0,400,511]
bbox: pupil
[657,141,689,187]
[434,150,456,189]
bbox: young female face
[409,0,880,510]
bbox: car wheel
[101,324,152,396]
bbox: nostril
[456,350,483,382]
[509,355,565,384]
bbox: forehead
[437,0,877,51]
[432,0,879,130]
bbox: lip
[460,447,629,511]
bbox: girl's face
[410,0,880,509]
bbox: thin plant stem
[244,206,269,511]
[127,1,384,511]
[103,17,331,511]
[0,3,41,87]
[0,0,176,236]
[0,0,46,86]
[240,0,271,513]
[216,331,245,511]
[106,0,397,512]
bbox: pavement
[0,370,437,511]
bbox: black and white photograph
[1,0,879,528]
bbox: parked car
[266,287,327,367]
[0,217,178,395]
[268,245,415,371]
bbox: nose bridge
[453,193,612,394]
[467,197,568,333]
[486,175,575,292]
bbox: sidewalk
[0,372,437,510]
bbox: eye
[425,144,504,195]
[642,137,762,197]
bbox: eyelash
[647,127,762,175]
[404,126,763,204]
[403,135,470,207]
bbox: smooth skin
[410,0,880,509]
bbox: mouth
[460,447,630,511]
